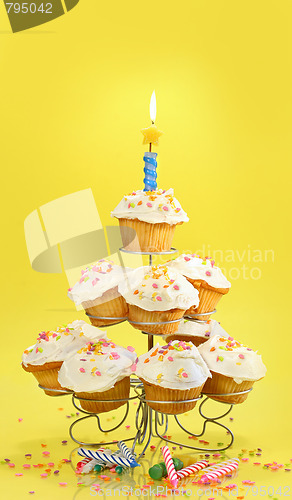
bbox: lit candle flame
[150,90,156,123]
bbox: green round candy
[149,464,165,480]
[115,466,124,474]
[172,458,184,470]
[158,462,167,476]
[94,464,104,472]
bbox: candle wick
[149,143,152,152]
[151,121,155,125]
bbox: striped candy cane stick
[200,460,239,483]
[161,446,178,488]
[118,441,136,464]
[78,448,139,468]
[176,460,209,479]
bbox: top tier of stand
[119,246,178,266]
[119,247,178,255]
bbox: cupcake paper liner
[202,371,255,404]
[140,378,204,415]
[128,304,184,335]
[185,278,229,320]
[117,218,180,252]
[164,334,207,347]
[83,287,128,326]
[22,361,65,397]
[75,376,130,414]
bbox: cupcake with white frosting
[58,338,136,413]
[68,259,129,326]
[164,318,227,346]
[135,340,211,414]
[22,320,105,396]
[118,265,199,334]
[166,254,231,320]
[111,188,188,252]
[199,335,266,404]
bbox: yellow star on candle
[141,124,163,146]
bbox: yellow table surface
[0,0,291,497]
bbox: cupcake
[164,318,228,346]
[166,254,231,320]
[199,335,266,404]
[22,320,105,396]
[68,259,129,327]
[118,265,199,335]
[111,188,189,252]
[135,340,211,414]
[58,338,136,413]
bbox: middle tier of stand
[42,247,245,458]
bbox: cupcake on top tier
[199,335,266,404]
[164,318,227,346]
[118,265,199,335]
[135,340,211,414]
[68,259,129,327]
[58,338,136,413]
[166,254,231,320]
[111,188,188,252]
[22,320,105,396]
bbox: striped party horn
[200,460,239,483]
[161,446,178,488]
[118,441,137,464]
[78,448,139,468]
[176,460,209,479]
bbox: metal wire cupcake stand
[39,247,252,459]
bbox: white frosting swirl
[198,335,267,384]
[166,254,231,289]
[164,319,227,340]
[22,320,106,367]
[111,188,189,224]
[58,339,136,393]
[68,259,131,306]
[118,265,199,312]
[135,341,211,390]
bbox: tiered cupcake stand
[39,248,252,459]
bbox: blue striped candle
[118,441,137,464]
[78,448,140,468]
[143,152,157,191]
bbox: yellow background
[0,0,291,498]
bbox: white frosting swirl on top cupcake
[135,340,211,390]
[111,188,189,224]
[22,320,106,367]
[198,335,267,384]
[68,259,131,306]
[58,339,136,393]
[166,254,231,289]
[164,318,227,340]
[118,265,199,312]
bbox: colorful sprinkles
[132,265,183,303]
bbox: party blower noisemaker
[3,0,80,33]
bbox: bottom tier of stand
[39,377,252,457]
